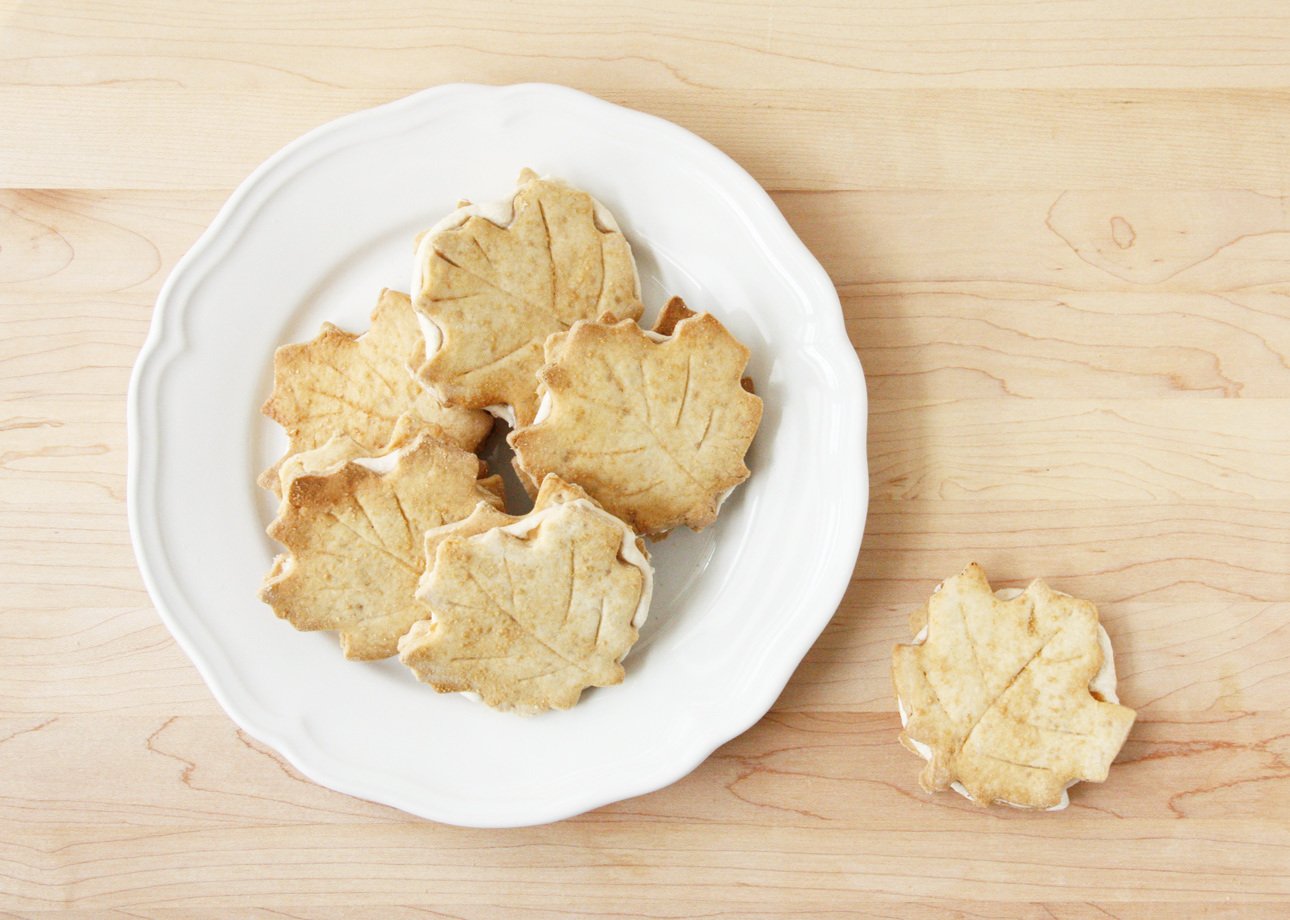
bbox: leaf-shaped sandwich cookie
[259,289,493,492]
[413,168,643,427]
[509,299,763,536]
[260,431,505,660]
[892,563,1136,810]
[399,474,653,714]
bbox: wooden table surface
[4,1,1290,916]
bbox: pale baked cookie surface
[413,169,642,427]
[400,475,652,714]
[509,300,762,536]
[892,563,1136,809]
[259,289,493,491]
[260,431,505,660]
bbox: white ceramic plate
[128,84,867,827]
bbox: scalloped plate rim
[127,83,868,827]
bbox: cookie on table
[891,563,1136,810]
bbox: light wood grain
[5,85,1290,192]
[2,1,1289,916]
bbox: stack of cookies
[258,169,763,714]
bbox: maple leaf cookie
[509,299,762,535]
[412,169,642,427]
[399,475,652,713]
[259,289,493,492]
[260,430,504,660]
[892,563,1136,809]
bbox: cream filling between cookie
[411,179,641,425]
[531,392,553,426]
[350,449,404,475]
[896,586,1119,811]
